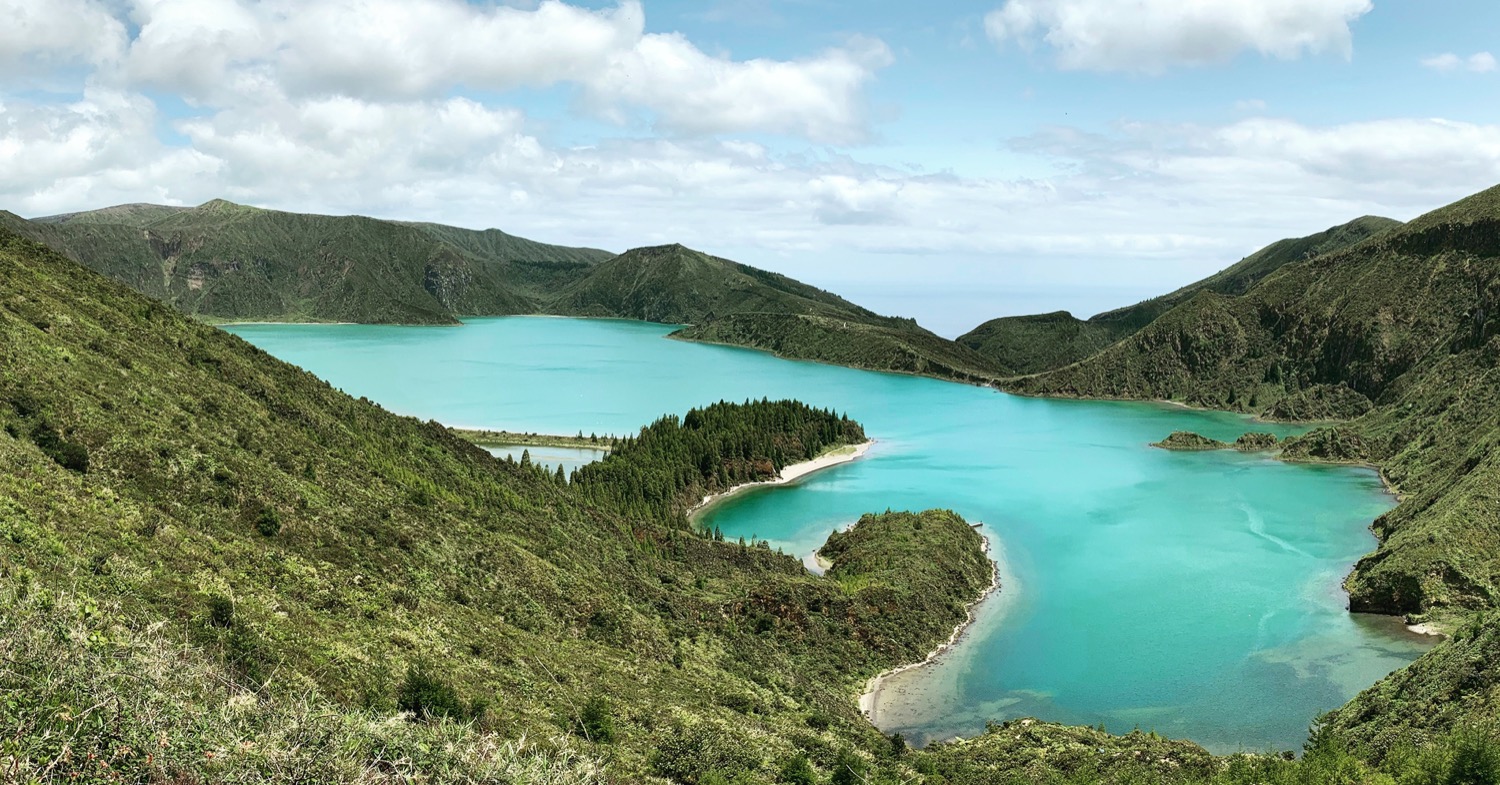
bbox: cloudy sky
[2,0,1498,335]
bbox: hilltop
[4,200,612,324]
[958,216,1401,375]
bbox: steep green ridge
[954,310,1120,377]
[34,202,193,226]
[0,225,1002,780]
[1009,184,1500,619]
[549,243,889,325]
[672,312,1005,383]
[7,200,612,324]
[958,216,1401,375]
[1322,611,1500,762]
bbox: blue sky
[2,0,1498,335]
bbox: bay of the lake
[226,316,1433,753]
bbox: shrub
[779,754,816,785]
[830,749,865,785]
[30,422,88,473]
[576,695,616,744]
[397,664,466,721]
[206,595,235,628]
[653,720,762,783]
[254,504,281,537]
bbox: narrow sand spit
[689,440,874,516]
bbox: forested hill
[573,399,866,525]
[957,216,1401,375]
[3,202,1003,385]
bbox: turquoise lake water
[226,316,1433,754]
[481,444,607,476]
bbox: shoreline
[858,528,1004,725]
[689,440,874,518]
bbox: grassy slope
[0,225,1013,781]
[548,243,890,325]
[9,200,614,325]
[958,216,1401,375]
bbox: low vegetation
[1152,431,1232,451]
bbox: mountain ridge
[958,215,1403,376]
[8,201,1006,384]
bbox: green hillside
[7,199,612,325]
[958,216,1400,375]
[954,310,1120,377]
[673,312,1004,383]
[1009,185,1500,621]
[549,243,889,325]
[0,224,992,780]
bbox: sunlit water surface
[227,317,1432,753]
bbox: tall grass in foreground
[0,586,604,784]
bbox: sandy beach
[689,440,875,517]
[858,528,1004,725]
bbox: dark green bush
[254,505,281,537]
[206,595,234,628]
[653,720,762,783]
[30,422,88,473]
[779,754,816,785]
[576,694,616,744]
[397,664,466,721]
[830,749,865,785]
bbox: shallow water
[481,444,606,476]
[227,316,1433,754]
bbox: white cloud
[110,0,887,141]
[0,0,128,77]
[985,0,1372,72]
[585,34,892,143]
[270,0,645,99]
[1422,52,1497,73]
